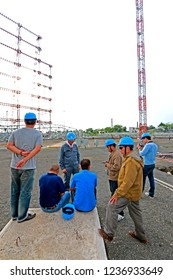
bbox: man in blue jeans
[137,133,158,198]
[7,112,43,222]
[39,164,70,212]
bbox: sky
[1,0,173,130]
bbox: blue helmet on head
[118,136,134,146]
[140,132,151,140]
[66,132,76,141]
[104,139,116,146]
[24,112,37,120]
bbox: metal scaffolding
[0,12,52,131]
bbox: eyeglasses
[119,146,124,150]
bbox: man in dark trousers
[137,132,158,198]
[104,139,124,221]
[59,132,80,191]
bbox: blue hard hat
[62,203,75,220]
[118,136,134,146]
[104,139,116,146]
[24,112,37,120]
[140,132,151,140]
[66,132,76,140]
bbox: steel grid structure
[1,4,148,135]
[0,12,52,131]
[135,0,147,137]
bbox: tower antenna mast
[136,0,147,137]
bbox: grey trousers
[104,197,146,240]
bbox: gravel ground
[0,138,173,260]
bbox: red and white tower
[135,0,147,137]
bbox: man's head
[49,164,59,174]
[118,136,134,156]
[140,133,151,144]
[66,132,76,145]
[104,139,116,152]
[24,112,37,125]
[80,159,91,170]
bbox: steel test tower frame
[136,0,147,137]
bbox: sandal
[128,230,148,244]
[18,212,36,223]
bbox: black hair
[25,119,36,125]
[110,143,116,147]
[129,145,134,150]
[80,159,90,170]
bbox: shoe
[145,192,154,198]
[118,214,124,222]
[17,212,36,223]
[98,228,113,242]
[128,230,148,244]
[12,217,17,221]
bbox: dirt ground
[0,138,173,260]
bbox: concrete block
[0,208,107,260]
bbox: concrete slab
[0,208,107,260]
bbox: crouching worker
[70,159,97,212]
[39,164,70,212]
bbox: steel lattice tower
[135,0,147,137]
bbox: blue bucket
[62,203,75,220]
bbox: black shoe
[18,213,36,223]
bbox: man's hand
[62,168,67,174]
[109,195,118,204]
[16,159,26,169]
[137,144,142,150]
[21,151,30,157]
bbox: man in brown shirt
[104,139,124,221]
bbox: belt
[43,205,56,210]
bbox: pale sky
[1,0,173,130]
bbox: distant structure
[0,12,52,131]
[111,118,113,128]
[135,0,147,137]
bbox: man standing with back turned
[7,112,43,222]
